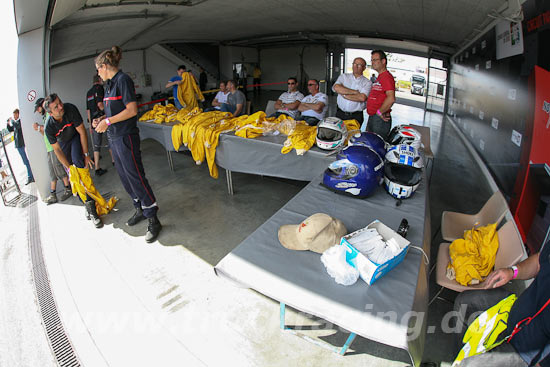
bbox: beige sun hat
[278,213,347,254]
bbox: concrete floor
[0,96,495,367]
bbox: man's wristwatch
[84,152,89,157]
[105,118,111,126]
[510,265,518,279]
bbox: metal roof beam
[53,12,165,30]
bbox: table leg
[167,151,174,171]
[280,302,286,330]
[226,169,234,195]
[339,332,357,355]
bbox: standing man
[366,50,396,139]
[44,94,103,228]
[297,79,328,126]
[332,57,372,125]
[253,64,262,94]
[7,109,34,185]
[199,67,207,92]
[33,98,72,204]
[165,65,187,109]
[220,80,247,117]
[272,77,304,119]
[86,74,109,176]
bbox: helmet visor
[384,163,422,186]
[317,127,343,142]
[327,160,359,180]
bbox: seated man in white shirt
[271,77,304,119]
[205,81,229,112]
[297,79,328,126]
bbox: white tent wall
[259,45,326,91]
[219,46,258,83]
[49,47,183,121]
[17,27,49,199]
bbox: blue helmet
[322,145,384,198]
[348,131,387,160]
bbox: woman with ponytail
[93,46,162,243]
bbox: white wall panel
[16,27,48,198]
[260,45,326,91]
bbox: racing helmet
[387,125,422,149]
[322,145,384,198]
[384,144,424,199]
[316,117,347,150]
[348,131,387,161]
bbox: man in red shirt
[366,50,396,140]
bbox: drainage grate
[27,186,81,367]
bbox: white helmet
[316,117,347,150]
[383,144,424,199]
[387,125,422,149]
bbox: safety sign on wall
[496,19,524,60]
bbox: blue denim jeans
[16,146,33,179]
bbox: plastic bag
[321,245,359,286]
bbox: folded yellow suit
[447,222,499,286]
[138,104,178,123]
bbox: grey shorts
[92,129,109,152]
[47,150,66,181]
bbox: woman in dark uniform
[93,46,162,243]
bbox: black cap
[34,97,45,112]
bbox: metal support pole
[167,151,174,171]
[226,169,234,195]
[280,302,286,330]
[339,333,357,355]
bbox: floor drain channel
[28,186,81,367]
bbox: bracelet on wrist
[510,265,518,279]
[105,118,111,126]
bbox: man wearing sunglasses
[332,57,372,125]
[272,77,304,119]
[297,79,328,126]
[366,50,396,140]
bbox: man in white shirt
[271,77,304,119]
[205,81,229,112]
[332,57,372,124]
[297,79,328,126]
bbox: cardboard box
[340,220,410,285]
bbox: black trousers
[336,107,363,125]
[109,133,158,218]
[59,134,84,168]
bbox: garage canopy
[14,0,523,65]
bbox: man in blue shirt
[165,65,188,109]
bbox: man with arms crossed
[298,79,328,126]
[272,77,304,119]
[332,57,372,125]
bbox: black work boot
[145,216,162,243]
[85,200,103,228]
[126,207,146,226]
